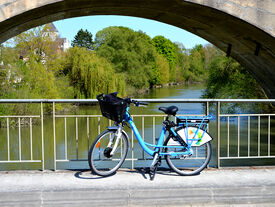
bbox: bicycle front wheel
[164,136,212,176]
[88,129,129,176]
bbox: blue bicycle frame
[124,106,194,157]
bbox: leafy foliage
[152,36,177,67]
[173,42,190,83]
[63,47,126,98]
[71,29,94,50]
[151,54,170,85]
[95,27,169,89]
[202,55,268,112]
[187,44,206,82]
[13,24,59,62]
[0,24,268,118]
[203,56,265,99]
[152,36,178,81]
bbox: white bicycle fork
[108,125,122,156]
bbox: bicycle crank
[149,153,161,181]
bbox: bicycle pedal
[149,161,161,181]
[149,167,157,181]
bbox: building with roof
[45,23,70,51]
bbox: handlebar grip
[123,98,131,104]
[131,100,148,106]
[139,102,148,106]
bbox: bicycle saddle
[159,106,178,116]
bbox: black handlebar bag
[97,92,128,123]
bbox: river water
[0,84,274,170]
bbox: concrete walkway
[1,167,275,206]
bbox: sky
[54,15,209,49]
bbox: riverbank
[1,167,275,206]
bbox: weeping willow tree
[63,47,126,98]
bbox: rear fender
[176,127,213,146]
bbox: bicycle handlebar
[128,99,148,107]
[97,93,148,107]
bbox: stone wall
[185,0,275,36]
[0,0,274,37]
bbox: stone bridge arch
[0,0,274,98]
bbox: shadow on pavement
[74,170,112,180]
[73,167,201,180]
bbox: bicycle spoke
[88,129,128,176]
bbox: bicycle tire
[88,129,129,176]
[164,128,212,176]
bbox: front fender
[107,126,130,148]
[108,126,120,130]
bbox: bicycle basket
[97,92,128,122]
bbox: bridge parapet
[185,0,275,36]
[0,99,274,170]
[0,0,274,37]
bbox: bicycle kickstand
[149,153,161,181]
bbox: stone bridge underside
[0,0,274,98]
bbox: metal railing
[218,114,275,159]
[0,102,44,170]
[0,99,274,170]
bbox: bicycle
[88,92,213,180]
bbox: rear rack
[176,115,212,130]
[177,118,210,124]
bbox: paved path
[1,167,275,206]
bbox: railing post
[206,101,209,132]
[206,101,209,116]
[205,102,209,168]
[53,102,56,171]
[216,101,220,168]
[41,102,44,171]
[18,117,21,161]
[131,117,134,170]
[76,117,78,160]
[7,117,10,161]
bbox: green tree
[203,56,265,99]
[23,56,59,99]
[72,29,94,50]
[95,27,161,89]
[151,54,170,85]
[174,42,190,83]
[152,36,177,66]
[63,47,126,98]
[203,55,269,112]
[0,65,11,98]
[187,44,206,82]
[13,24,59,62]
[152,36,178,82]
[0,55,61,115]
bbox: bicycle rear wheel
[88,129,129,176]
[164,135,212,176]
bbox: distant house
[45,23,70,52]
[18,23,70,62]
[59,38,70,51]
